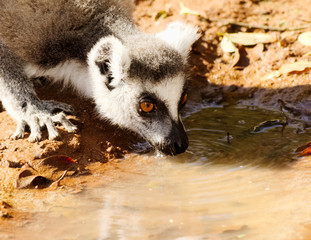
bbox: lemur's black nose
[159,120,189,156]
[173,140,188,155]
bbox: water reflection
[4,106,311,240]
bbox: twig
[56,170,67,184]
[298,18,311,23]
[205,17,309,32]
[50,170,68,188]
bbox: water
[4,105,311,240]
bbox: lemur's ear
[88,36,130,90]
[156,22,200,57]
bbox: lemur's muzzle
[158,120,188,156]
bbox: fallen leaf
[298,31,311,46]
[15,169,51,189]
[1,201,12,209]
[299,147,311,157]
[296,142,311,153]
[220,35,237,53]
[225,32,277,46]
[17,169,32,178]
[296,142,311,157]
[179,2,201,16]
[252,119,286,133]
[278,61,311,75]
[6,160,24,168]
[15,156,78,189]
[0,209,12,218]
[303,51,311,57]
[154,10,169,21]
[261,71,281,81]
[34,155,78,181]
[263,61,311,80]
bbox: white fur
[156,22,200,57]
[87,36,131,88]
[24,60,93,97]
[87,36,133,125]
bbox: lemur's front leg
[0,43,77,142]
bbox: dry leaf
[34,155,78,181]
[264,61,311,80]
[303,51,311,57]
[179,2,201,16]
[225,32,277,46]
[15,169,51,189]
[220,35,237,53]
[296,142,311,157]
[261,71,281,81]
[154,10,169,21]
[15,155,78,189]
[279,61,311,75]
[252,120,286,133]
[298,31,311,46]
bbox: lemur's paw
[11,121,26,140]
[52,112,78,133]
[10,101,77,142]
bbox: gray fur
[127,35,185,82]
[0,0,136,67]
[0,0,199,155]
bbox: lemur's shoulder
[0,0,135,67]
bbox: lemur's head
[88,22,199,155]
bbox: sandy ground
[1,0,311,234]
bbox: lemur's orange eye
[140,102,154,113]
[180,93,188,106]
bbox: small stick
[56,170,67,185]
[205,17,309,32]
[227,132,230,144]
[298,18,311,23]
[50,170,68,189]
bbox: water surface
[5,106,311,240]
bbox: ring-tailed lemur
[0,0,199,155]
